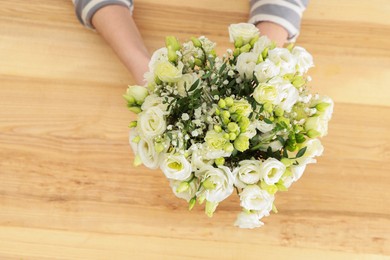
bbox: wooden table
[1,0,389,259]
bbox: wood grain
[0,0,389,259]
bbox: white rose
[138,106,166,138]
[239,185,274,212]
[236,52,258,80]
[170,179,199,202]
[252,36,272,54]
[254,59,280,83]
[305,116,329,137]
[137,137,162,169]
[253,83,278,105]
[196,165,234,203]
[155,60,183,83]
[228,23,259,44]
[176,73,199,96]
[292,46,314,74]
[233,160,262,188]
[234,211,264,229]
[161,154,192,181]
[276,82,299,112]
[267,48,297,76]
[260,158,286,185]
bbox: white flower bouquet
[124,23,333,229]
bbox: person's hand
[256,21,289,47]
[92,5,150,85]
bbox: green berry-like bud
[249,35,259,47]
[215,108,221,116]
[214,125,222,133]
[215,157,225,166]
[128,121,138,128]
[218,99,226,108]
[307,129,321,138]
[263,102,273,112]
[223,133,230,139]
[227,122,239,132]
[239,117,250,132]
[295,133,306,143]
[224,143,234,153]
[274,107,284,117]
[165,36,181,51]
[188,197,196,210]
[225,97,234,107]
[229,132,237,141]
[191,37,202,48]
[221,110,230,120]
[233,48,240,57]
[194,58,203,67]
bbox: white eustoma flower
[137,137,162,169]
[228,23,259,44]
[305,116,329,137]
[277,83,299,112]
[254,59,280,83]
[189,144,214,171]
[292,46,314,74]
[260,158,286,185]
[196,165,234,203]
[253,83,279,105]
[128,129,139,155]
[255,120,275,133]
[176,73,199,96]
[141,94,167,111]
[203,130,232,159]
[148,47,168,72]
[236,52,258,80]
[241,122,258,139]
[252,35,272,54]
[267,47,297,76]
[169,178,199,202]
[138,106,166,138]
[234,211,264,229]
[311,95,334,121]
[239,185,274,212]
[161,154,192,181]
[302,138,324,158]
[233,160,262,188]
[257,139,284,152]
[155,61,184,83]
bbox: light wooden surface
[1,0,390,259]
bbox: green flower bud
[128,106,142,114]
[188,197,196,210]
[203,178,216,190]
[132,135,141,144]
[249,35,259,47]
[239,117,250,132]
[229,106,236,114]
[281,158,293,167]
[224,143,234,153]
[215,108,221,116]
[229,132,237,141]
[274,107,284,117]
[234,135,250,152]
[176,182,190,193]
[167,46,178,63]
[295,133,306,143]
[262,47,269,59]
[227,122,239,132]
[215,157,225,166]
[223,133,230,139]
[263,102,273,112]
[128,121,138,128]
[155,76,162,85]
[221,110,230,120]
[234,36,244,48]
[292,76,305,88]
[191,37,202,48]
[257,53,264,64]
[154,142,165,153]
[165,36,181,51]
[218,99,226,108]
[123,94,135,105]
[260,181,278,195]
[307,129,321,138]
[205,201,218,217]
[198,194,206,205]
[194,58,203,67]
[316,102,331,112]
[233,48,240,57]
[225,97,234,107]
[133,154,142,167]
[240,43,252,53]
[214,125,222,133]
[286,42,294,51]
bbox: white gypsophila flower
[181,113,190,121]
[239,185,274,212]
[253,83,279,105]
[292,46,314,74]
[234,211,264,229]
[233,160,262,189]
[252,35,272,54]
[137,137,162,169]
[196,165,234,203]
[161,154,192,181]
[176,73,199,96]
[169,178,199,202]
[305,116,329,137]
[267,47,297,76]
[236,52,258,80]
[138,106,166,138]
[254,59,280,83]
[155,60,184,83]
[260,158,286,185]
[311,95,334,121]
[228,23,259,44]
[189,144,214,171]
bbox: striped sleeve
[248,0,309,41]
[73,0,134,29]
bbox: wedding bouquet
[124,23,333,229]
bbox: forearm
[256,21,288,47]
[92,5,150,85]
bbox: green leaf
[276,136,285,146]
[188,79,200,92]
[218,63,227,75]
[264,118,273,124]
[283,149,288,158]
[296,146,307,158]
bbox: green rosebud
[188,197,196,210]
[215,157,225,166]
[202,178,216,190]
[227,122,239,132]
[128,121,138,128]
[240,43,251,53]
[128,106,142,114]
[124,85,149,105]
[198,194,206,205]
[234,135,250,152]
[229,132,237,141]
[176,182,190,193]
[191,37,202,48]
[225,97,234,107]
[221,110,230,120]
[229,106,236,114]
[205,201,218,217]
[165,36,180,51]
[214,125,222,133]
[234,36,244,48]
[218,99,226,108]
